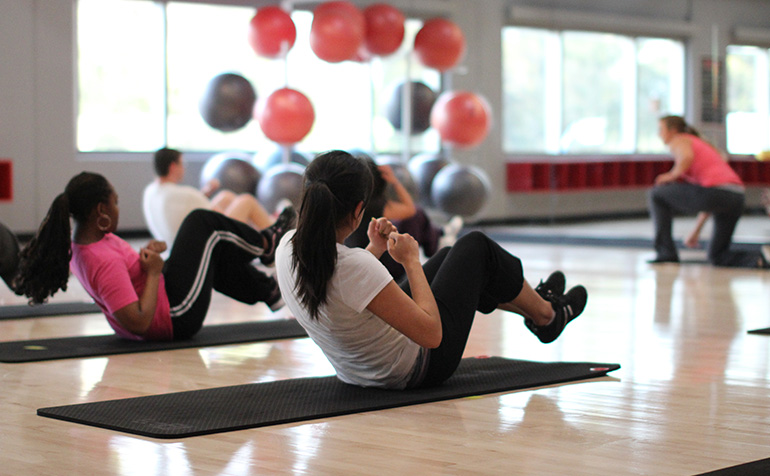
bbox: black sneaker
[260,205,297,267]
[646,256,679,264]
[534,271,565,300]
[526,285,587,344]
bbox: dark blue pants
[648,182,762,268]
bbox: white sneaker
[439,215,463,248]
[274,198,294,216]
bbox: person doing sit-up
[14,172,296,341]
[275,150,587,389]
[143,147,275,251]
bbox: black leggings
[399,231,525,387]
[162,209,276,340]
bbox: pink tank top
[681,135,743,188]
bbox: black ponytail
[291,150,373,319]
[14,172,112,304]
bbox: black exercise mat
[0,301,100,320]
[0,319,307,363]
[695,457,770,475]
[748,327,770,335]
[37,357,620,438]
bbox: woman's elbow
[422,328,443,349]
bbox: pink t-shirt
[681,135,743,188]
[70,234,173,341]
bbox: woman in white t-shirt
[275,150,588,389]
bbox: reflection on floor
[1,220,769,475]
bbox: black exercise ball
[199,73,257,132]
[408,152,450,208]
[257,163,306,214]
[253,146,310,172]
[200,152,261,196]
[430,164,491,217]
[385,81,437,135]
[0,221,20,290]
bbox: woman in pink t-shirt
[648,115,769,268]
[13,172,295,340]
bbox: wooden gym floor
[1,217,769,475]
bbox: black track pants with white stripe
[162,209,275,340]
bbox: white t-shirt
[142,181,211,249]
[275,230,422,389]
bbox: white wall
[2,0,770,234]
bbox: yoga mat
[0,301,100,320]
[0,319,307,363]
[37,357,620,438]
[695,457,770,475]
[483,230,763,252]
[748,328,770,335]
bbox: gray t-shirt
[275,230,422,389]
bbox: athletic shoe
[761,245,770,268]
[526,285,587,344]
[534,271,565,300]
[260,205,297,267]
[265,277,285,311]
[438,215,464,248]
[273,198,294,217]
[646,257,679,264]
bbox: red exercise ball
[363,4,405,56]
[414,18,466,72]
[310,1,365,63]
[314,0,360,17]
[255,88,315,145]
[430,91,491,148]
[247,6,296,59]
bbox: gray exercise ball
[199,73,257,132]
[200,152,261,196]
[257,163,306,214]
[0,221,20,289]
[253,146,310,172]
[408,152,450,208]
[430,164,491,217]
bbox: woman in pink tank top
[648,115,769,268]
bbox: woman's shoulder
[336,246,390,278]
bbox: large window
[77,0,439,155]
[502,27,685,154]
[726,45,770,155]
